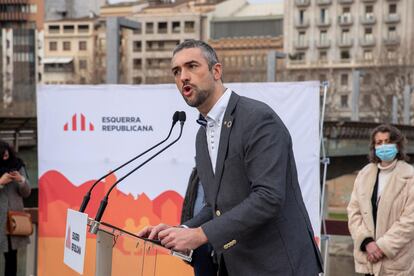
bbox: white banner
[37,81,320,235]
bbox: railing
[295,0,310,7]
[338,14,353,26]
[360,14,376,25]
[338,38,353,47]
[316,17,331,27]
[316,40,331,49]
[360,37,375,47]
[385,13,400,23]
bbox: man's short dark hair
[173,39,219,70]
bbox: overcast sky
[108,0,283,4]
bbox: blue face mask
[375,144,398,162]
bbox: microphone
[90,111,186,233]
[78,111,180,213]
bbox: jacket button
[216,210,221,216]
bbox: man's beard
[183,86,210,108]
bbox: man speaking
[138,39,323,276]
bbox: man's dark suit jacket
[184,92,323,276]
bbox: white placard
[63,209,88,274]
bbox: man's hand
[0,173,13,186]
[158,227,208,252]
[137,223,171,240]
[366,241,384,263]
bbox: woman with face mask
[0,140,31,276]
[347,124,414,276]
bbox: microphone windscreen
[179,111,186,122]
[172,111,179,124]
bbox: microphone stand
[90,113,186,234]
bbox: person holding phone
[0,140,31,276]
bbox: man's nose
[180,68,190,82]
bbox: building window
[340,95,348,108]
[48,25,60,33]
[340,50,350,60]
[158,22,168,34]
[365,5,373,15]
[320,8,327,24]
[133,76,142,84]
[319,51,328,62]
[63,25,75,33]
[298,31,306,46]
[297,52,306,61]
[184,21,195,33]
[79,59,87,70]
[297,75,305,81]
[172,21,180,33]
[341,29,350,42]
[146,22,154,34]
[363,94,371,106]
[364,27,373,41]
[340,73,348,86]
[30,4,37,13]
[79,41,87,51]
[133,41,142,52]
[320,30,327,42]
[299,9,305,24]
[388,26,397,39]
[133,59,142,70]
[63,41,71,51]
[389,3,397,15]
[49,41,57,51]
[80,77,86,84]
[364,50,373,60]
[387,49,397,59]
[78,25,89,33]
[362,73,372,85]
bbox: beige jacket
[347,161,414,276]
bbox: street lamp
[106,17,140,84]
[267,50,286,82]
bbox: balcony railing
[316,40,331,49]
[338,0,353,4]
[338,14,353,26]
[317,0,332,5]
[295,0,310,7]
[338,38,353,47]
[360,37,376,47]
[385,14,400,23]
[360,14,376,25]
[317,17,331,27]
[0,12,29,21]
[295,18,310,28]
[294,40,309,50]
[383,35,400,46]
[362,0,376,2]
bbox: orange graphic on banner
[38,170,193,275]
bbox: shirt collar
[205,88,231,124]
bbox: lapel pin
[226,121,232,128]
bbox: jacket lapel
[358,164,378,233]
[376,161,410,235]
[212,92,239,201]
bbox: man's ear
[212,63,222,81]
